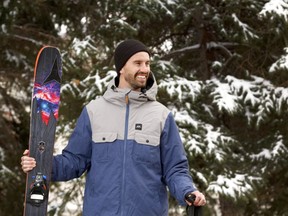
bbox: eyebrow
[133,60,150,63]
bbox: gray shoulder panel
[86,97,170,142]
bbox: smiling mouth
[136,75,147,80]
[135,73,148,81]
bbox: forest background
[1,0,288,215]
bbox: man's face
[119,52,150,91]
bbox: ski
[23,46,62,216]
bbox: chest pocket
[92,132,117,162]
[132,133,160,165]
[92,132,117,143]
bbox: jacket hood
[103,72,158,104]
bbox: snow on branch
[231,13,258,40]
[159,75,202,102]
[61,70,116,101]
[162,42,239,60]
[71,36,98,56]
[260,0,288,21]
[155,0,175,15]
[210,77,241,115]
[269,47,288,72]
[204,124,235,162]
[186,136,204,155]
[226,75,261,107]
[207,174,257,198]
[225,75,288,126]
[173,109,198,129]
[271,134,288,157]
[251,134,288,161]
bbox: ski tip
[33,46,61,78]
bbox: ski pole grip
[185,193,202,216]
[185,193,196,203]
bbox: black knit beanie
[114,39,150,74]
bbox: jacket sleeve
[52,107,92,181]
[161,112,197,205]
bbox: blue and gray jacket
[52,74,196,216]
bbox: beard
[124,71,148,90]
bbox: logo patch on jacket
[135,123,142,130]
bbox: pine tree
[1,0,287,215]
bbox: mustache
[135,71,150,77]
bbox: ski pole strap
[185,193,202,216]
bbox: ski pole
[185,194,202,216]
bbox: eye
[135,61,141,66]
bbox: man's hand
[21,149,36,173]
[185,190,206,206]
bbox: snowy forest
[1,0,288,215]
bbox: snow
[207,174,255,198]
[211,78,241,114]
[251,148,272,160]
[10,34,42,45]
[116,20,137,33]
[260,0,288,21]
[155,0,174,15]
[204,124,231,162]
[2,0,288,214]
[61,70,115,101]
[272,135,287,157]
[0,146,5,162]
[72,36,98,56]
[160,39,173,52]
[226,75,261,107]
[156,60,174,71]
[54,134,69,154]
[48,178,84,215]
[173,109,198,128]
[58,24,68,38]
[274,87,288,113]
[159,75,202,102]
[3,0,10,8]
[1,24,7,33]
[196,171,208,185]
[251,135,288,160]
[224,75,288,126]
[269,47,288,72]
[231,13,258,40]
[5,50,32,70]
[187,137,203,155]
[0,160,21,181]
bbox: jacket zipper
[121,93,130,216]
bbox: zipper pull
[125,94,129,105]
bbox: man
[21,39,206,215]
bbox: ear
[119,68,124,75]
